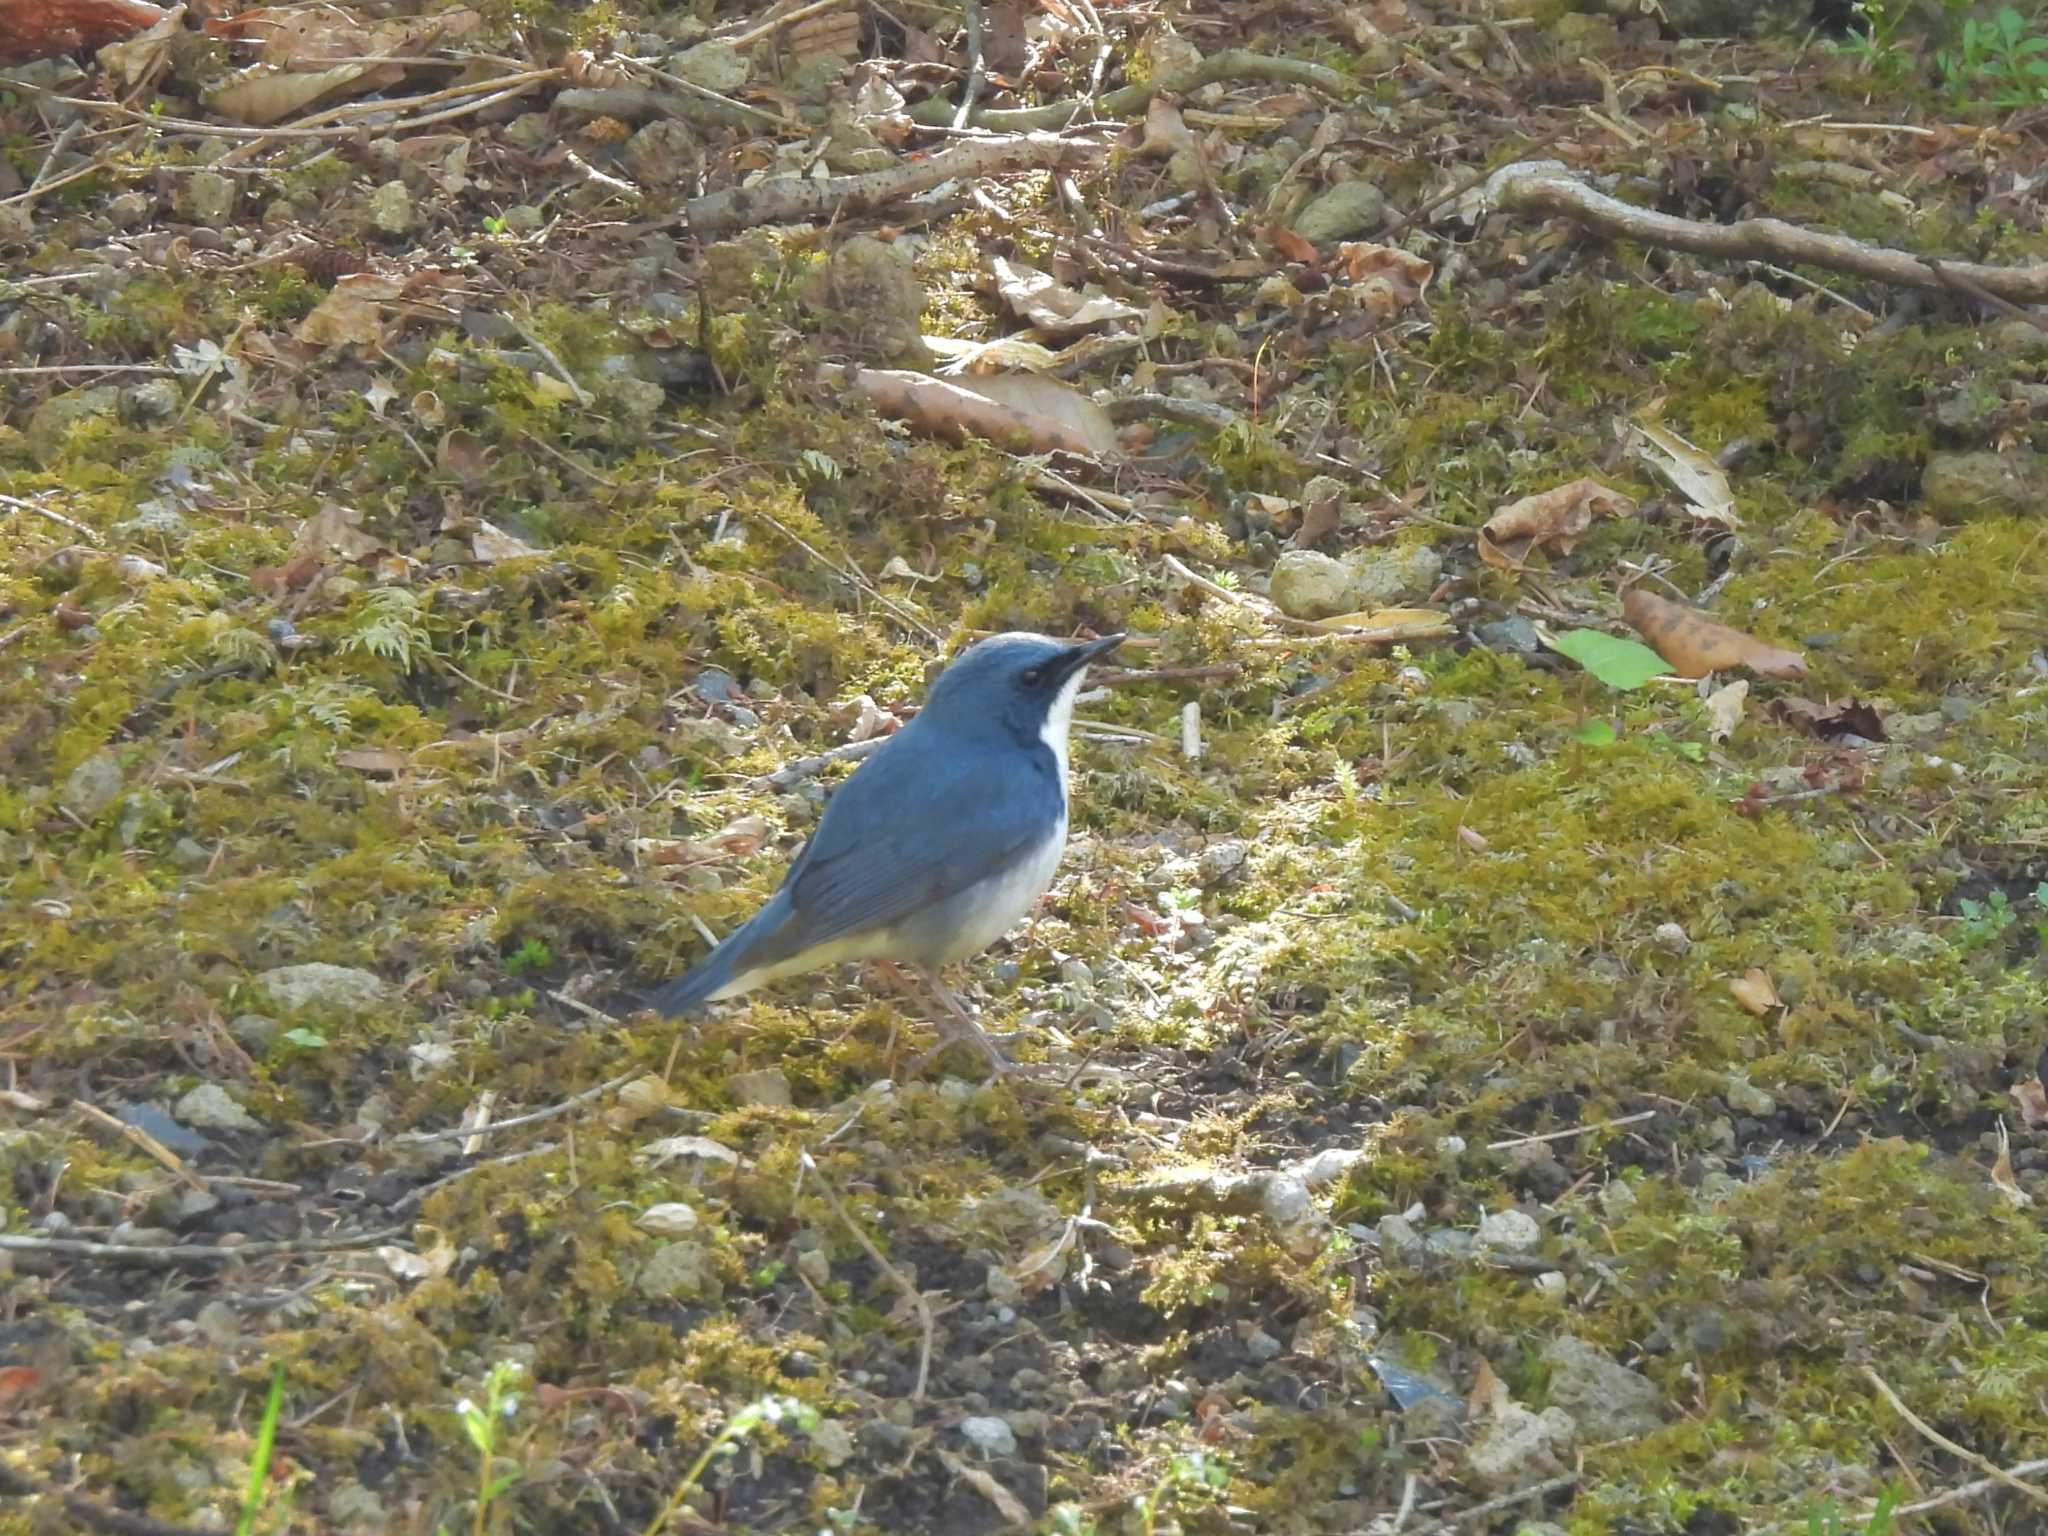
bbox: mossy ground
[4,5,2048,1534]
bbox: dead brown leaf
[1140,95,1195,158]
[2011,1076,2048,1130]
[1729,968,1781,1016]
[295,273,405,348]
[1622,589,1808,682]
[1479,478,1636,569]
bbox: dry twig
[1476,161,2048,304]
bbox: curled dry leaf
[1479,478,1636,569]
[1140,95,1196,158]
[989,255,1143,336]
[1703,678,1749,741]
[1990,1119,2032,1208]
[1268,225,1320,267]
[1629,419,1739,530]
[296,273,406,348]
[2011,1076,2048,1130]
[1622,589,1808,682]
[1767,696,1886,742]
[1729,967,1781,1017]
[833,366,1114,457]
[1331,242,1433,320]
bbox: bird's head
[920,631,1124,745]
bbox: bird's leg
[910,966,1014,1076]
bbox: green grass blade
[236,1364,287,1536]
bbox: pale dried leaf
[470,520,543,564]
[1629,420,1739,529]
[1704,678,1749,741]
[989,255,1142,336]
[951,372,1119,457]
[1729,968,1780,1016]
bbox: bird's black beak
[1056,633,1125,679]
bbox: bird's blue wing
[752,725,1063,963]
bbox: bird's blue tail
[646,896,787,1016]
[646,948,738,1017]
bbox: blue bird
[650,630,1125,1067]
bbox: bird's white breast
[1039,665,1087,804]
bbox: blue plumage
[649,631,1122,1064]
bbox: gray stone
[1196,840,1249,887]
[729,1068,793,1107]
[175,1082,261,1133]
[1723,1073,1775,1118]
[1291,180,1386,244]
[106,191,153,228]
[1477,616,1543,654]
[1920,449,2048,521]
[1348,544,1443,608]
[62,752,124,817]
[623,119,702,186]
[254,962,389,1017]
[1245,1327,1283,1362]
[959,1415,1017,1456]
[181,171,237,226]
[1465,1401,1575,1491]
[638,1240,722,1300]
[1476,1208,1541,1252]
[810,1419,855,1467]
[171,836,210,869]
[369,180,414,237]
[805,235,929,365]
[1269,549,1357,620]
[115,500,192,542]
[121,380,182,423]
[194,1299,239,1343]
[328,1481,388,1527]
[230,1013,279,1051]
[1541,1336,1663,1440]
[670,40,748,92]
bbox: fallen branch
[1863,1365,2048,1507]
[682,133,1101,237]
[391,1070,640,1146]
[0,1227,404,1265]
[1471,160,2048,304]
[911,48,1349,130]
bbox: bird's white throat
[1039,665,1087,796]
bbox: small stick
[801,1149,934,1401]
[1863,1365,2048,1506]
[506,318,592,405]
[1097,663,1243,687]
[28,121,83,192]
[0,492,101,544]
[760,735,890,788]
[0,1227,405,1265]
[391,1070,639,1146]
[68,1100,209,1193]
[1396,1473,1577,1535]
[1486,1109,1657,1151]
[953,0,986,130]
[1180,700,1203,761]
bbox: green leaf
[281,1027,326,1049]
[1573,719,1618,746]
[1549,629,1669,690]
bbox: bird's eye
[1020,666,1044,687]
